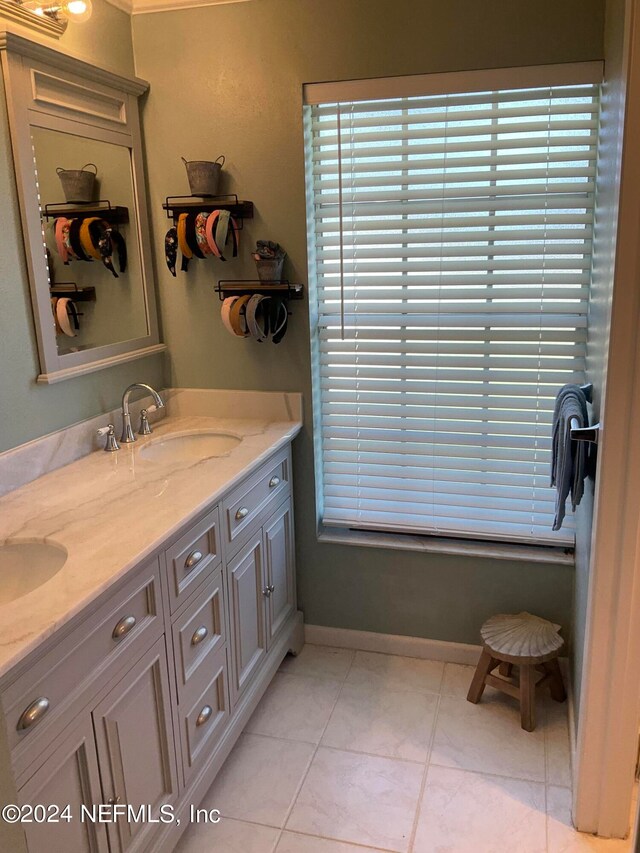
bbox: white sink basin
[0,541,68,605]
[139,430,242,464]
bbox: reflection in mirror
[31,128,149,355]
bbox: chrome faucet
[120,383,165,443]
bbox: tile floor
[176,645,633,853]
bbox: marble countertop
[0,405,302,681]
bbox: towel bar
[570,420,601,444]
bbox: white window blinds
[305,70,601,547]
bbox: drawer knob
[185,550,203,571]
[191,626,209,646]
[112,615,137,640]
[17,697,50,731]
[269,476,281,488]
[262,587,272,598]
[235,507,249,520]
[107,796,121,806]
[268,584,275,593]
[196,705,213,727]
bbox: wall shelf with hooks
[215,280,304,302]
[49,284,96,302]
[41,201,129,224]
[163,194,253,228]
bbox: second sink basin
[0,541,68,605]
[139,430,242,464]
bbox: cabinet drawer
[172,567,226,698]
[223,448,290,551]
[165,506,221,612]
[178,646,230,786]
[4,559,162,779]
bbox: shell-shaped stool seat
[481,612,564,664]
[467,611,566,732]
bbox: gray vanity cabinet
[1,445,301,853]
[227,531,267,702]
[227,494,296,704]
[264,497,295,645]
[18,715,109,853]
[92,639,179,853]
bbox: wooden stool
[466,612,566,732]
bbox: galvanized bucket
[182,155,225,197]
[255,257,286,282]
[56,163,97,203]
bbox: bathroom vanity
[0,389,303,853]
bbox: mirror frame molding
[0,3,67,38]
[0,30,165,383]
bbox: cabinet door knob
[191,626,209,646]
[196,705,213,727]
[235,507,249,520]
[112,615,137,641]
[268,584,275,593]
[185,550,203,571]
[262,587,272,598]
[269,476,281,488]
[17,697,50,731]
[107,796,121,806]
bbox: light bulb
[22,0,49,15]
[63,0,92,21]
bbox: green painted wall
[572,0,625,717]
[132,0,601,644]
[0,1,164,455]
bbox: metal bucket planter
[56,163,97,203]
[182,155,225,197]
[255,257,285,282]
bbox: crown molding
[0,28,149,94]
[104,0,133,12]
[103,0,252,14]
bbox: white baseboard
[563,658,578,806]
[304,624,483,666]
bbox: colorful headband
[221,296,240,335]
[185,212,204,259]
[215,210,231,257]
[246,293,271,342]
[54,217,71,264]
[165,227,178,276]
[68,219,92,262]
[177,213,191,271]
[205,210,223,258]
[270,297,289,344]
[195,212,213,256]
[79,217,102,261]
[218,213,239,262]
[229,294,252,337]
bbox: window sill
[317,526,575,566]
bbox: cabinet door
[227,531,267,702]
[92,639,178,853]
[264,497,296,646]
[18,714,109,853]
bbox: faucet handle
[97,424,120,452]
[138,409,152,436]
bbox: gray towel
[551,384,589,531]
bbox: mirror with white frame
[0,32,164,383]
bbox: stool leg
[467,649,496,704]
[499,662,513,678]
[544,658,567,702]
[520,664,536,731]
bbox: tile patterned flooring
[176,645,633,853]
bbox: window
[304,65,601,547]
